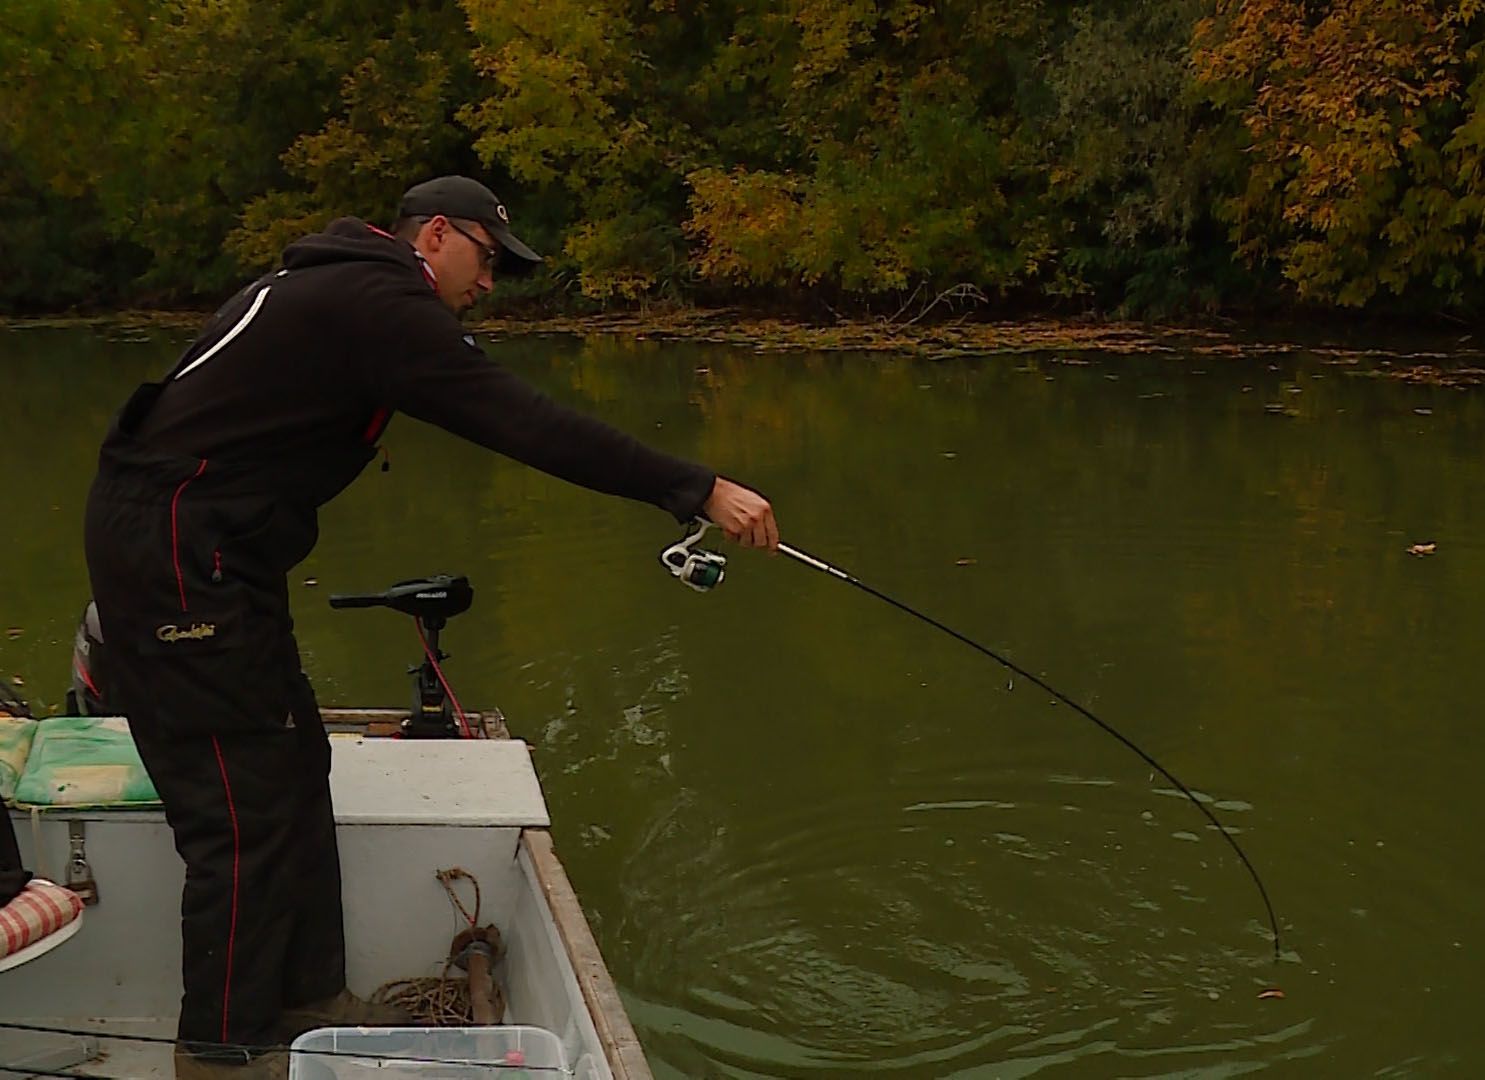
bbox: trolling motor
[329,575,474,739]
[659,519,727,592]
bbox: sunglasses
[446,220,499,272]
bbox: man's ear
[419,214,450,253]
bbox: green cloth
[0,717,37,802]
[11,716,160,808]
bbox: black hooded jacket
[84,219,716,661]
[130,218,714,520]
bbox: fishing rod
[661,519,1283,961]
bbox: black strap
[0,809,32,905]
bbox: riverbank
[7,309,1485,387]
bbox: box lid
[289,1024,567,1077]
[329,737,549,828]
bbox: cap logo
[496,204,509,224]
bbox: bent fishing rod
[661,519,1283,961]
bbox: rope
[438,866,481,928]
[371,973,503,1028]
[370,867,502,1026]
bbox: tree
[1037,0,1253,313]
[1193,0,1485,308]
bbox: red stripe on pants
[210,736,242,1043]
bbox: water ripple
[617,773,1306,1078]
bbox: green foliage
[229,8,479,271]
[0,183,145,313]
[0,0,154,309]
[682,3,1052,297]
[1193,0,1485,310]
[0,0,478,310]
[1037,1,1244,313]
[459,0,711,300]
[8,0,1485,317]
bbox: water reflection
[4,325,1485,1075]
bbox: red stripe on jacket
[170,460,209,612]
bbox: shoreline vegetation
[7,309,1485,388]
[8,3,1485,323]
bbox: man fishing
[82,175,777,1079]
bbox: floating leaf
[1407,542,1437,556]
[4,628,21,640]
[303,577,319,587]
[1258,988,1285,1000]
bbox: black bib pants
[83,384,360,1058]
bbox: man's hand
[703,477,779,551]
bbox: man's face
[421,216,499,313]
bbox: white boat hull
[0,723,650,1079]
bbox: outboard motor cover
[66,601,109,716]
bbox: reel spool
[660,519,727,592]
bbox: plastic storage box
[289,1025,569,1078]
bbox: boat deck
[15,1018,172,1079]
[3,722,646,1079]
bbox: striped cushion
[0,878,84,960]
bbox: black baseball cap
[398,175,543,275]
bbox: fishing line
[662,521,1283,960]
[781,539,1282,960]
[0,1021,559,1072]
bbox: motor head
[329,575,473,621]
[66,600,108,716]
[660,519,727,592]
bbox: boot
[277,987,415,1041]
[174,1046,288,1080]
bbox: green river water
[3,324,1484,1077]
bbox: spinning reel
[659,519,727,592]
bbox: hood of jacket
[281,217,421,276]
